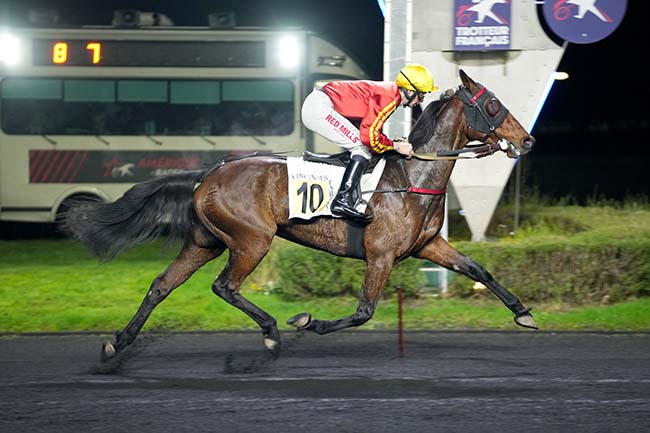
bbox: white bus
[0,13,368,223]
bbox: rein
[411,144,494,161]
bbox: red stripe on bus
[32,150,52,183]
[51,151,72,183]
[39,151,63,183]
[60,151,80,183]
[68,151,89,182]
[30,150,47,181]
[29,150,41,179]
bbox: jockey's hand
[394,140,413,158]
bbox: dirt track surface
[1,331,649,432]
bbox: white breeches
[301,89,372,160]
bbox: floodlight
[278,35,300,69]
[553,71,569,80]
[0,33,21,66]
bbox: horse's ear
[459,69,476,89]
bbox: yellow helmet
[395,63,439,93]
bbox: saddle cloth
[287,157,386,220]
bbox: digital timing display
[32,40,266,67]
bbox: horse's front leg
[287,255,393,334]
[415,235,537,329]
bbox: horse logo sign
[453,0,511,51]
[543,0,627,44]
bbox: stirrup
[333,208,369,222]
[331,202,372,224]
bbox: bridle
[457,84,520,157]
[411,84,521,161]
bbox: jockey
[301,63,439,224]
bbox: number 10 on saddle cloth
[287,157,386,220]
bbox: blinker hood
[459,84,509,134]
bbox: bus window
[170,81,221,135]
[2,78,62,99]
[222,80,293,102]
[62,80,115,134]
[1,78,64,134]
[221,80,294,136]
[65,80,115,102]
[170,81,220,105]
[0,78,294,136]
[116,80,168,135]
[118,80,167,102]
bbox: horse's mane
[407,90,455,148]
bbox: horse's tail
[63,169,208,260]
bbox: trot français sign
[542,0,627,44]
[453,0,511,51]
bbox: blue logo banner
[453,0,512,51]
[543,0,627,44]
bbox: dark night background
[2,0,649,202]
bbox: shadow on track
[88,330,308,375]
[222,330,307,374]
[88,333,160,375]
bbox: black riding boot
[331,155,372,223]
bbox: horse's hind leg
[211,238,281,357]
[102,242,225,362]
[414,235,537,329]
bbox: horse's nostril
[522,136,535,150]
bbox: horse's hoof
[100,342,116,362]
[264,337,281,358]
[287,312,312,329]
[514,313,538,330]
[263,337,279,350]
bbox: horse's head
[457,69,535,158]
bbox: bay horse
[65,69,538,362]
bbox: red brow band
[469,87,487,104]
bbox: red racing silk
[321,80,401,154]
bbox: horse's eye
[485,98,501,117]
